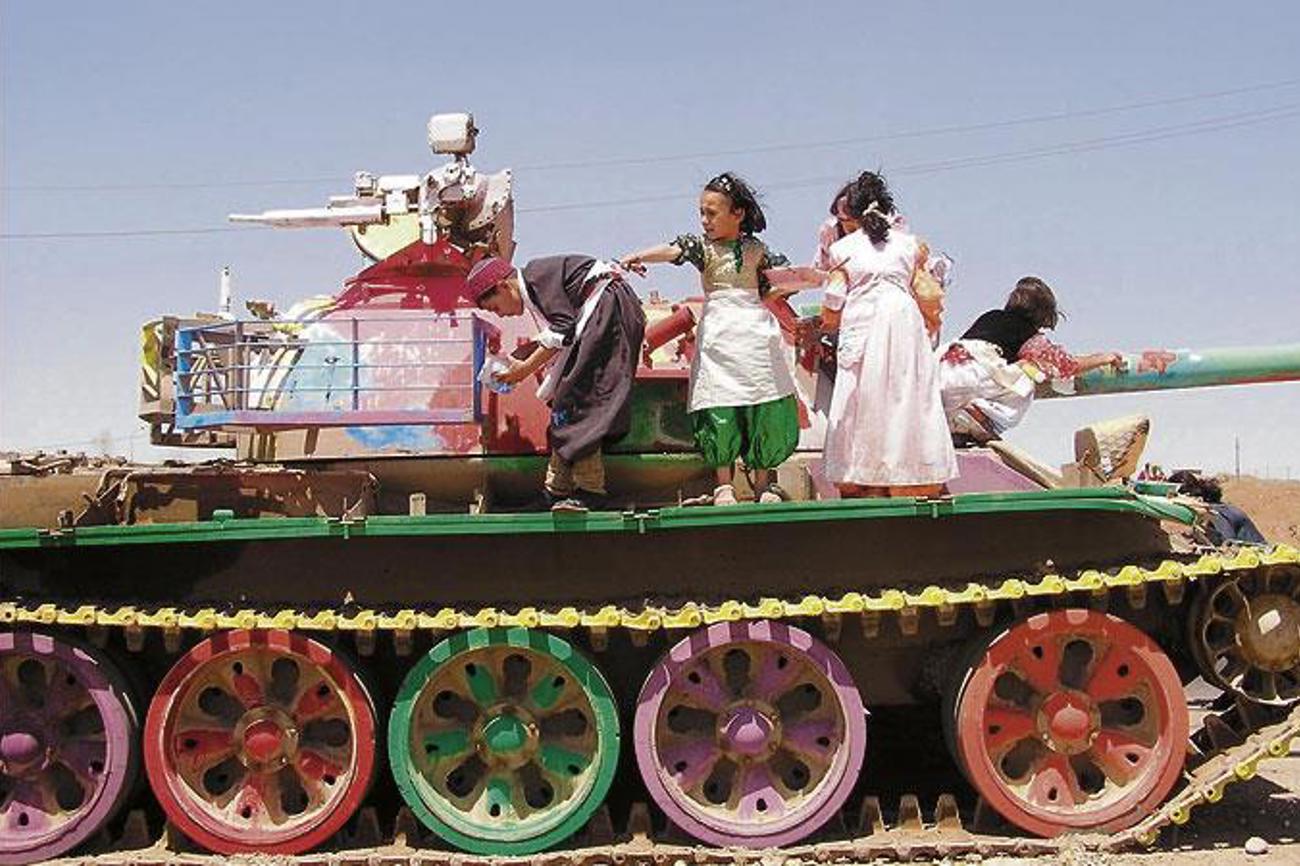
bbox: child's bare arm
[497,344,561,386]
[819,268,849,330]
[1073,351,1126,374]
[616,243,681,275]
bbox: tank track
[7,543,1300,863]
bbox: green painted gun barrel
[1040,344,1300,398]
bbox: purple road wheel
[0,631,139,866]
[634,621,866,847]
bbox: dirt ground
[1223,476,1300,547]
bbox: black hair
[703,172,766,235]
[845,171,895,245]
[1006,276,1063,330]
[829,181,854,217]
[1167,470,1224,503]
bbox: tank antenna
[218,265,234,319]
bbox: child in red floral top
[939,277,1124,441]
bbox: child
[619,173,798,505]
[812,182,859,271]
[814,171,957,498]
[466,254,646,512]
[939,277,1125,442]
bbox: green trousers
[689,395,799,469]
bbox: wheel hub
[1036,691,1097,755]
[474,703,539,770]
[1236,593,1300,672]
[0,728,49,776]
[234,707,299,769]
[717,703,779,759]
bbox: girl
[812,182,858,271]
[814,171,957,498]
[940,277,1125,442]
[619,173,797,505]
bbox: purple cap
[465,257,514,302]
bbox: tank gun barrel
[229,203,386,228]
[1040,343,1300,399]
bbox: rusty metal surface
[68,464,378,526]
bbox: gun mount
[230,112,514,285]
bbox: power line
[514,76,1300,171]
[2,101,1296,239]
[517,102,1300,212]
[5,76,1299,192]
[0,226,253,239]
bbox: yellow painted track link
[8,543,1300,862]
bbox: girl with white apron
[618,173,800,505]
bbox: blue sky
[3,1,1298,475]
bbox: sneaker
[550,496,589,513]
[713,484,738,506]
[573,489,607,511]
[758,485,784,504]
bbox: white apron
[688,288,797,412]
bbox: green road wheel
[389,628,619,855]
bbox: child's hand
[615,257,647,277]
[1107,352,1127,372]
[494,359,532,386]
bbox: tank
[3,114,1300,865]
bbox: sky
[2,1,1298,476]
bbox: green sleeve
[671,234,705,271]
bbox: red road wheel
[143,630,375,854]
[952,610,1188,836]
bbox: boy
[466,256,646,511]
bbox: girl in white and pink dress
[815,172,957,497]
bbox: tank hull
[2,491,1179,615]
[2,493,1299,860]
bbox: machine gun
[229,113,514,309]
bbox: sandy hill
[1223,476,1300,546]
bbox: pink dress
[823,229,957,487]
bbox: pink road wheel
[634,621,866,847]
[952,610,1188,836]
[0,631,139,866]
[143,630,376,854]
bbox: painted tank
[3,114,1300,865]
